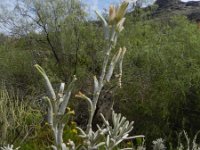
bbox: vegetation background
[1,0,200,149]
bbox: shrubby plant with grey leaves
[34,64,77,150]
[34,1,144,150]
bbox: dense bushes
[116,15,200,147]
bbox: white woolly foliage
[152,138,166,150]
[76,111,144,150]
[177,130,200,150]
[0,145,20,150]
[35,64,77,150]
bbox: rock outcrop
[153,0,200,22]
[155,0,180,8]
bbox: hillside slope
[153,0,200,21]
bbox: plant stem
[87,29,117,133]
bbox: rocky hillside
[153,0,200,21]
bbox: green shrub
[116,15,200,147]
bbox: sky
[85,0,119,10]
[1,0,200,13]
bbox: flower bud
[115,2,128,23]
[109,5,117,25]
[116,18,126,32]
